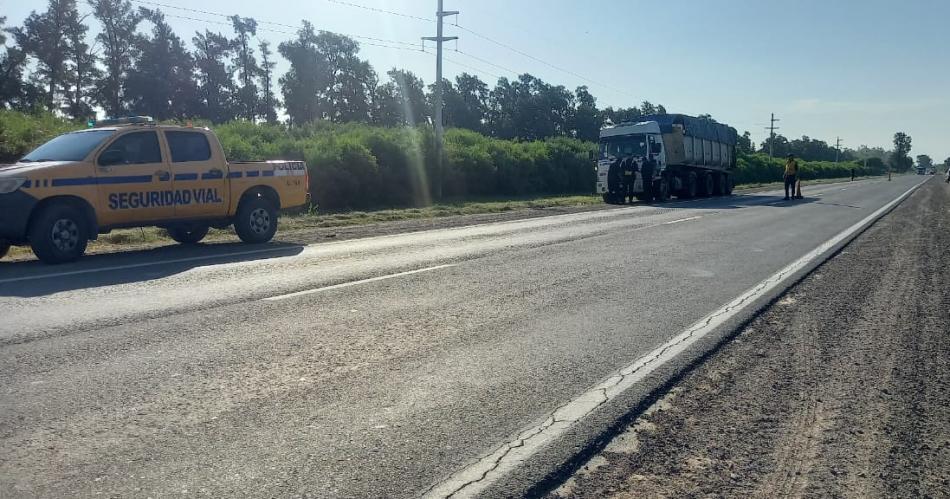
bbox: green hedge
[0,110,80,163]
[734,152,882,185]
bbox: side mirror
[99,149,123,166]
[651,143,662,154]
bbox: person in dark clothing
[641,157,656,201]
[851,167,856,181]
[621,157,637,203]
[784,154,799,200]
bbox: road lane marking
[662,216,703,225]
[423,177,928,499]
[262,264,457,302]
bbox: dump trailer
[596,114,739,203]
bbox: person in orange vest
[784,153,799,200]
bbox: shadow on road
[629,193,820,210]
[0,242,305,298]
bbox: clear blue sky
[5,0,949,161]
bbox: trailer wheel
[723,174,734,195]
[700,174,714,197]
[713,173,726,196]
[680,172,698,199]
[653,177,670,203]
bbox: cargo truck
[596,114,738,203]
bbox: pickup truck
[0,117,309,264]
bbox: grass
[4,175,877,260]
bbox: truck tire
[723,174,734,195]
[712,173,725,196]
[653,177,671,203]
[700,174,714,197]
[680,172,698,199]
[28,202,90,264]
[0,240,9,260]
[167,225,209,244]
[234,195,278,244]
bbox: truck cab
[0,117,309,264]
[597,121,668,203]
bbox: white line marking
[424,178,928,499]
[0,247,295,285]
[662,216,703,225]
[263,264,457,302]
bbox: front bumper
[0,190,38,243]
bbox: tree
[63,12,100,119]
[640,100,657,115]
[569,85,601,142]
[0,17,39,109]
[760,133,790,158]
[314,32,376,123]
[229,15,260,121]
[8,0,80,111]
[737,131,754,154]
[124,8,197,119]
[891,132,912,172]
[372,68,428,126]
[278,22,329,125]
[257,40,278,123]
[487,74,573,140]
[439,72,488,133]
[916,154,933,171]
[89,0,141,116]
[193,30,235,123]
[601,106,642,125]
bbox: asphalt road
[0,176,926,497]
[552,177,950,498]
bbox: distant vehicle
[0,117,309,264]
[597,114,738,203]
[916,166,926,175]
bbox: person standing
[784,154,799,200]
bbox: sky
[3,0,949,161]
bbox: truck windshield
[20,130,114,162]
[600,135,647,159]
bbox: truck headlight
[0,177,27,194]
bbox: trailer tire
[28,202,90,264]
[681,172,698,199]
[723,174,734,195]
[700,174,715,197]
[713,173,726,196]
[167,225,209,244]
[653,177,670,203]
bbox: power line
[452,49,518,78]
[765,113,781,161]
[321,0,642,102]
[324,0,432,23]
[441,55,501,80]
[129,0,421,48]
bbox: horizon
[3,0,948,161]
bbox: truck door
[164,130,229,220]
[95,130,174,227]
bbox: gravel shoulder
[549,178,950,498]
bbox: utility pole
[835,136,842,164]
[765,113,780,161]
[423,0,458,201]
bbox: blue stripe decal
[23,180,32,188]
[262,170,275,177]
[50,175,153,187]
[246,171,260,178]
[228,171,243,179]
[174,173,199,181]
[201,171,224,180]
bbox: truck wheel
[700,174,714,197]
[234,195,278,244]
[723,174,734,195]
[681,172,698,199]
[28,203,89,264]
[712,173,725,196]
[0,240,9,260]
[653,177,671,203]
[167,225,209,244]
